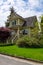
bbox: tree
[7,7,16,21]
[10,7,16,15]
[31,21,39,37]
[40,15,43,34]
[6,7,16,27]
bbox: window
[12,20,16,25]
[23,29,28,35]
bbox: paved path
[0,54,43,65]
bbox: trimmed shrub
[29,37,40,48]
[16,35,43,48]
[16,35,40,48]
[39,39,43,47]
[38,34,43,47]
[16,36,29,48]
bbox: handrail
[11,32,18,43]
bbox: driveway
[0,54,43,65]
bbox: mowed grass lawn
[0,45,43,61]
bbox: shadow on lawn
[0,43,43,48]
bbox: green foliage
[31,21,39,37]
[28,37,39,48]
[39,39,43,47]
[16,36,29,48]
[16,35,43,48]
[40,15,43,34]
[38,34,43,47]
[0,43,14,46]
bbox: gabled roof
[6,7,37,28]
[14,14,37,26]
[24,16,37,27]
[14,14,37,27]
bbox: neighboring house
[5,7,37,42]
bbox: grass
[0,45,43,61]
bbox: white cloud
[0,0,43,27]
[29,0,39,6]
[0,0,3,5]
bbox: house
[5,7,37,43]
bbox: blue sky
[0,0,43,27]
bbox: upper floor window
[12,20,16,25]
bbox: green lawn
[0,45,43,61]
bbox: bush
[16,34,43,48]
[39,39,43,47]
[29,37,40,48]
[16,36,29,48]
[38,34,43,47]
[0,43,14,46]
[16,35,40,48]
